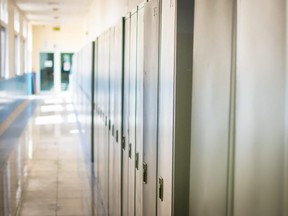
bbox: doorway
[60,53,73,91]
[40,53,54,92]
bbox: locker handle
[116,130,119,143]
[159,177,164,201]
[108,120,111,130]
[122,136,125,149]
[135,152,139,170]
[129,143,132,158]
[112,125,114,136]
[143,163,148,184]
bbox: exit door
[40,53,54,91]
[61,53,73,91]
[40,53,54,92]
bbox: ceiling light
[53,8,59,12]
[48,2,59,5]
[54,16,59,20]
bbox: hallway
[0,95,96,216]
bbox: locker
[135,4,144,216]
[157,0,176,215]
[122,13,131,216]
[128,8,138,216]
[234,0,286,215]
[190,0,234,215]
[143,0,159,215]
[109,27,116,215]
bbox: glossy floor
[0,95,97,216]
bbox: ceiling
[14,0,94,25]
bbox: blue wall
[0,73,35,124]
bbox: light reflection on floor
[0,95,96,216]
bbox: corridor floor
[0,95,96,216]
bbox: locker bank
[0,0,287,215]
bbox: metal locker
[112,20,124,216]
[143,0,160,215]
[190,0,234,215]
[234,0,286,215]
[109,27,116,215]
[128,8,138,216]
[135,4,145,216]
[122,13,131,216]
[157,0,176,215]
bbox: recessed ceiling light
[48,2,59,5]
[54,16,59,19]
[53,8,59,12]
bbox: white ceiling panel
[14,0,94,25]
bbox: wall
[32,24,85,93]
[84,0,144,41]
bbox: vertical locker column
[113,19,124,216]
[234,0,286,215]
[157,0,176,215]
[143,0,159,215]
[97,35,106,209]
[135,4,144,216]
[190,0,234,215]
[105,30,111,214]
[108,27,116,215]
[128,8,138,216]
[122,13,131,216]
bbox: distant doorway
[40,53,54,92]
[61,53,73,91]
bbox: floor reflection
[0,95,96,216]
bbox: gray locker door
[234,0,286,215]
[111,20,124,216]
[109,27,115,215]
[135,4,144,216]
[157,0,175,215]
[190,0,234,215]
[103,30,110,213]
[143,0,159,215]
[128,9,138,216]
[122,14,131,216]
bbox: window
[0,0,8,24]
[15,35,20,75]
[0,27,7,78]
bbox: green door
[40,53,54,91]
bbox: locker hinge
[122,136,125,149]
[129,143,132,158]
[135,152,139,170]
[116,130,119,143]
[159,177,164,202]
[143,163,148,184]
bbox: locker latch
[143,163,148,184]
[135,152,139,170]
[116,130,119,143]
[129,143,132,158]
[122,136,125,149]
[159,177,164,202]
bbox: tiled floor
[0,95,96,216]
